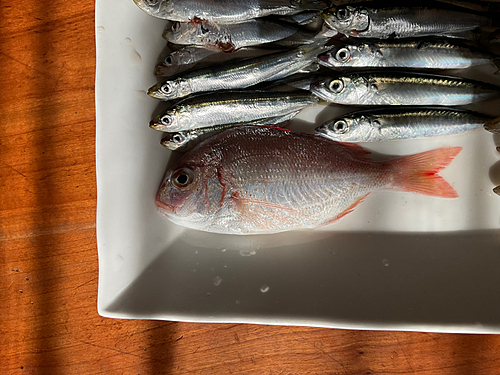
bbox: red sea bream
[156,126,461,234]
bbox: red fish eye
[171,167,195,189]
[172,22,180,32]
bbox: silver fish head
[317,45,355,67]
[311,74,370,104]
[316,114,378,142]
[322,6,369,35]
[160,131,192,150]
[133,0,173,19]
[163,22,201,44]
[155,53,180,76]
[150,108,183,132]
[148,79,192,100]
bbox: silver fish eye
[336,8,350,20]
[172,22,181,32]
[160,83,171,94]
[329,79,344,93]
[332,120,349,134]
[335,48,351,63]
[164,55,173,66]
[161,114,172,125]
[145,0,158,5]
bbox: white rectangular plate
[96,0,500,332]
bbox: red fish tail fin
[390,147,462,198]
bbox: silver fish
[155,46,277,77]
[310,71,500,106]
[316,107,495,142]
[148,44,324,100]
[161,113,297,150]
[318,40,500,72]
[149,90,319,131]
[156,46,219,77]
[155,126,461,234]
[324,0,495,13]
[133,0,326,23]
[321,5,491,39]
[163,19,318,52]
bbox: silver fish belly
[318,40,495,70]
[310,71,500,106]
[150,90,319,131]
[316,107,493,142]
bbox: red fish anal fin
[321,193,370,226]
[391,147,462,198]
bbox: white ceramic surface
[96,0,500,332]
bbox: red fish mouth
[155,198,176,213]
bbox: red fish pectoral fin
[320,193,370,226]
[231,194,308,231]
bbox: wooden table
[2,1,500,373]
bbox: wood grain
[1,1,500,374]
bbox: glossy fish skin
[316,107,494,142]
[161,113,299,150]
[133,0,326,23]
[148,44,324,100]
[318,40,497,70]
[310,71,500,106]
[155,46,276,77]
[155,126,461,234]
[321,5,490,39]
[163,19,317,52]
[150,90,319,131]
